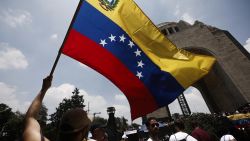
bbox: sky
[0,0,249,124]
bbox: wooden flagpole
[49,0,83,76]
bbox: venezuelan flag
[62,0,215,120]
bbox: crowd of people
[21,76,249,141]
[142,117,237,141]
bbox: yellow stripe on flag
[86,0,215,88]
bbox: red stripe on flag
[62,29,158,119]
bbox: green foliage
[183,113,232,140]
[92,115,130,132]
[184,113,215,132]
[0,104,14,129]
[130,123,140,130]
[38,103,48,129]
[3,111,24,140]
[92,115,130,133]
[0,105,25,141]
[0,103,48,141]
[92,116,108,125]
[115,116,128,131]
[46,88,86,140]
[49,88,86,127]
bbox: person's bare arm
[23,76,52,141]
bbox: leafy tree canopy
[49,88,86,127]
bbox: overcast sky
[0,0,249,124]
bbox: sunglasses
[150,123,159,128]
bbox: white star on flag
[134,49,142,56]
[128,40,135,48]
[119,34,126,42]
[100,39,107,47]
[109,34,116,42]
[136,71,143,79]
[137,60,145,68]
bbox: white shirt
[220,134,236,141]
[147,138,153,141]
[122,133,128,139]
[147,137,160,141]
[169,131,197,141]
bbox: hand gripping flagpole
[49,0,83,76]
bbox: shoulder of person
[226,134,235,140]
[147,138,153,141]
[220,134,235,141]
[169,135,175,141]
[220,135,225,141]
[176,132,197,141]
[169,132,187,140]
[186,135,198,141]
[176,131,188,137]
[23,128,44,141]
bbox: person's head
[173,119,185,132]
[90,124,108,141]
[58,108,91,141]
[191,121,200,129]
[146,117,159,135]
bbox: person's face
[92,128,108,141]
[148,119,159,134]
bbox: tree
[50,88,85,127]
[184,113,229,140]
[92,116,107,126]
[0,103,25,141]
[0,104,13,131]
[38,103,48,129]
[46,88,86,140]
[115,116,128,131]
[130,123,140,130]
[0,103,48,141]
[2,111,25,141]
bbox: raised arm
[23,75,52,141]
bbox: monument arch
[147,20,250,119]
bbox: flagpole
[49,51,62,76]
[49,0,83,76]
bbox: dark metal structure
[177,94,191,116]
